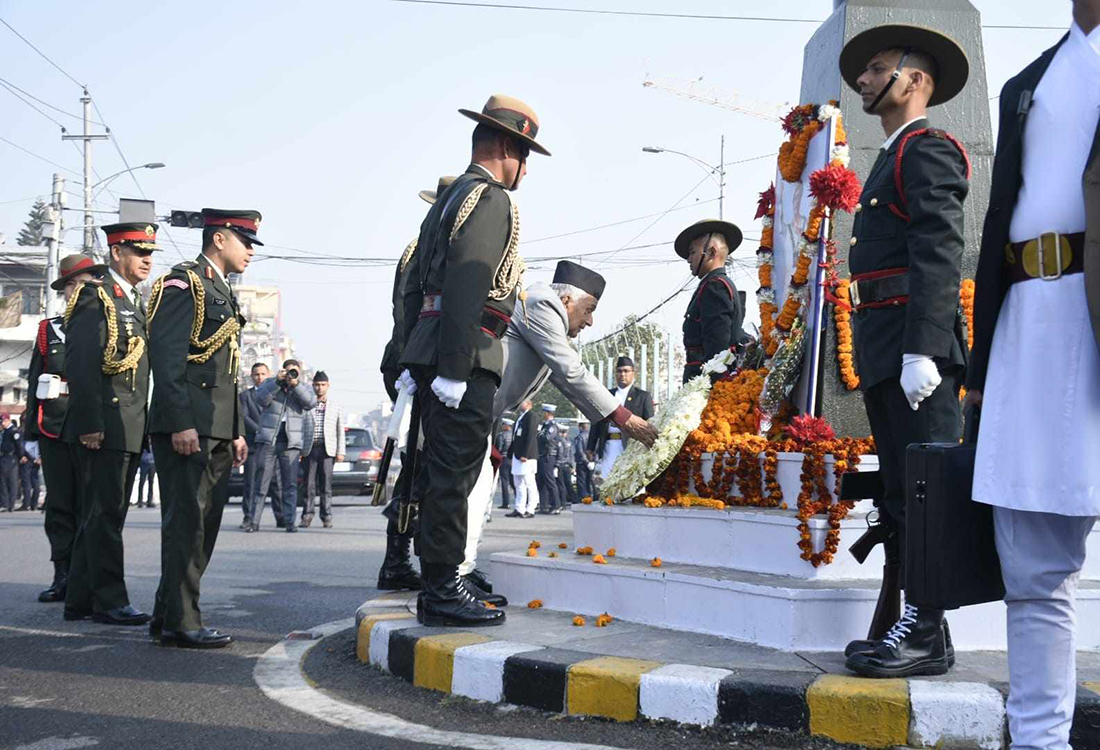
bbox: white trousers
[994,506,1097,750]
[459,435,494,577]
[512,457,539,515]
[598,438,624,478]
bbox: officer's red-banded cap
[102,222,160,252]
[201,208,264,246]
[51,253,108,290]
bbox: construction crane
[642,75,790,122]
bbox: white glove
[587,461,595,471]
[430,376,467,409]
[900,354,941,410]
[396,369,417,395]
[553,467,558,478]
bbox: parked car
[227,427,381,500]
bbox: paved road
[0,500,856,750]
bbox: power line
[390,1,1068,29]
[0,17,85,88]
[523,198,718,244]
[0,76,102,124]
[0,135,80,175]
[0,79,67,131]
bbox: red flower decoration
[781,105,814,136]
[809,163,862,213]
[785,414,837,448]
[755,184,776,220]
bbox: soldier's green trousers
[39,436,79,564]
[65,446,139,613]
[151,434,233,632]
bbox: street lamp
[643,137,726,219]
[92,162,166,198]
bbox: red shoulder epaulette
[889,128,972,222]
[36,319,49,356]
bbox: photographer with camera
[247,358,317,533]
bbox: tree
[531,380,579,418]
[17,199,48,246]
[579,314,683,405]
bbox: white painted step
[491,549,1100,652]
[572,504,883,581]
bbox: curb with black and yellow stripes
[354,598,1100,749]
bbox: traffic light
[169,210,204,229]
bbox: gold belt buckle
[849,279,862,307]
[1037,231,1064,281]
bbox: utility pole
[43,174,65,317]
[61,90,108,258]
[719,135,725,220]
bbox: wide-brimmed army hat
[674,220,743,259]
[459,94,551,157]
[51,253,107,290]
[202,208,264,246]
[102,222,161,252]
[840,24,969,108]
[419,176,457,205]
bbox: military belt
[1005,231,1084,284]
[850,268,910,311]
[419,293,511,339]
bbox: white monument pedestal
[491,453,1100,652]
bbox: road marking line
[10,737,99,750]
[253,618,629,750]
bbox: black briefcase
[904,408,1005,610]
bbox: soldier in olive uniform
[27,254,106,602]
[837,25,971,678]
[675,220,747,382]
[398,94,550,627]
[377,177,454,592]
[62,223,156,626]
[147,208,256,649]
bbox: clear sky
[0,0,1071,413]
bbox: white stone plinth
[572,504,883,580]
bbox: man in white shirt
[966,2,1100,744]
[588,356,655,480]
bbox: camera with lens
[286,368,299,381]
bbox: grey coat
[254,377,318,450]
[239,386,264,444]
[493,282,620,422]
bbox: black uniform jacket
[62,278,150,454]
[508,409,538,460]
[849,117,969,390]
[400,164,519,384]
[381,236,419,402]
[682,268,745,382]
[148,254,246,441]
[587,386,655,458]
[967,35,1100,392]
[26,316,68,440]
[537,419,560,462]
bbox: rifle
[397,392,422,535]
[840,470,886,563]
[371,388,412,507]
[840,469,900,640]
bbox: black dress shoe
[420,564,505,627]
[149,618,163,637]
[244,524,256,533]
[845,618,956,666]
[64,607,92,621]
[465,568,494,594]
[505,511,522,518]
[845,604,950,678]
[38,562,68,603]
[93,605,153,626]
[523,512,535,518]
[160,627,233,649]
[300,517,312,528]
[286,525,298,533]
[275,520,286,529]
[462,575,507,606]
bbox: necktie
[133,289,141,308]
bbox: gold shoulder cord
[447,184,526,305]
[147,270,241,379]
[398,237,418,273]
[64,282,146,387]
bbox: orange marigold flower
[606,548,616,557]
[651,558,663,568]
[580,496,593,504]
[558,542,568,549]
[572,615,586,626]
[527,599,543,609]
[592,554,607,564]
[483,601,497,609]
[576,546,593,555]
[526,548,537,557]
[529,540,541,549]
[596,613,614,627]
[548,551,558,558]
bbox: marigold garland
[779,120,822,182]
[960,279,975,351]
[834,279,860,390]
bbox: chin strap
[868,48,911,113]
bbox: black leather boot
[37,560,68,603]
[377,519,421,591]
[462,575,507,607]
[464,568,494,594]
[420,563,505,627]
[846,615,956,667]
[845,604,951,678]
